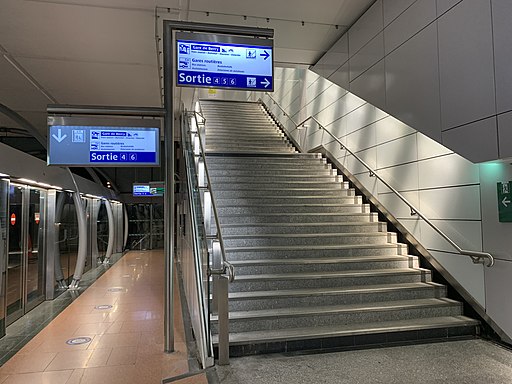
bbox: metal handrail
[189,110,235,281]
[262,93,494,267]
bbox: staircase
[200,99,478,357]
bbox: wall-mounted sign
[176,32,273,91]
[497,181,512,222]
[47,117,160,167]
[34,212,40,225]
[133,182,164,197]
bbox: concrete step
[222,232,393,247]
[208,168,336,176]
[206,121,272,126]
[212,316,479,356]
[211,181,348,190]
[205,128,282,134]
[203,109,266,114]
[202,109,264,115]
[212,188,356,198]
[206,146,295,152]
[229,255,417,275]
[210,175,342,183]
[225,243,409,261]
[205,135,285,142]
[205,153,323,161]
[201,98,476,357]
[217,203,369,215]
[207,163,330,172]
[206,145,294,152]
[226,282,446,311]
[218,212,377,224]
[211,298,461,333]
[206,161,326,172]
[215,195,361,206]
[219,222,386,235]
[205,139,291,146]
[205,147,296,155]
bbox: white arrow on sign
[503,197,511,207]
[52,128,67,143]
[261,78,270,88]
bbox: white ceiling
[0,0,373,136]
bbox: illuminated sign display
[176,32,273,91]
[133,182,164,197]
[48,124,160,167]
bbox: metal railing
[262,93,494,268]
[179,105,233,366]
[190,109,235,282]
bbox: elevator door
[7,185,46,324]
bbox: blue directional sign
[176,32,273,91]
[48,125,160,167]
[133,182,164,197]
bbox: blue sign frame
[176,32,274,92]
[47,116,160,167]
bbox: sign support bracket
[163,20,273,357]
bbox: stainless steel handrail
[262,93,494,267]
[189,110,235,281]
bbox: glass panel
[0,179,9,335]
[152,204,164,249]
[82,198,91,273]
[26,188,45,308]
[127,204,151,250]
[7,185,23,317]
[97,201,109,260]
[59,193,78,283]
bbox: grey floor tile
[214,339,512,384]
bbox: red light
[10,213,16,226]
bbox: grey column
[103,199,115,263]
[69,193,88,289]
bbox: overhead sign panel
[133,182,164,197]
[176,32,273,91]
[47,117,160,167]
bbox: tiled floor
[0,253,124,364]
[0,250,208,384]
[213,338,512,384]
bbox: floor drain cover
[66,337,92,346]
[94,305,113,310]
[107,287,125,292]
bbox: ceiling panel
[25,0,173,11]
[177,13,346,65]
[18,57,161,107]
[0,56,51,111]
[188,0,374,25]
[0,0,374,147]
[18,111,49,134]
[0,0,157,65]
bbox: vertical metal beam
[163,21,175,353]
[150,203,154,250]
[161,19,271,358]
[217,275,230,365]
[103,199,115,263]
[45,190,57,300]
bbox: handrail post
[217,274,230,365]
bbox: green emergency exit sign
[497,181,512,222]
